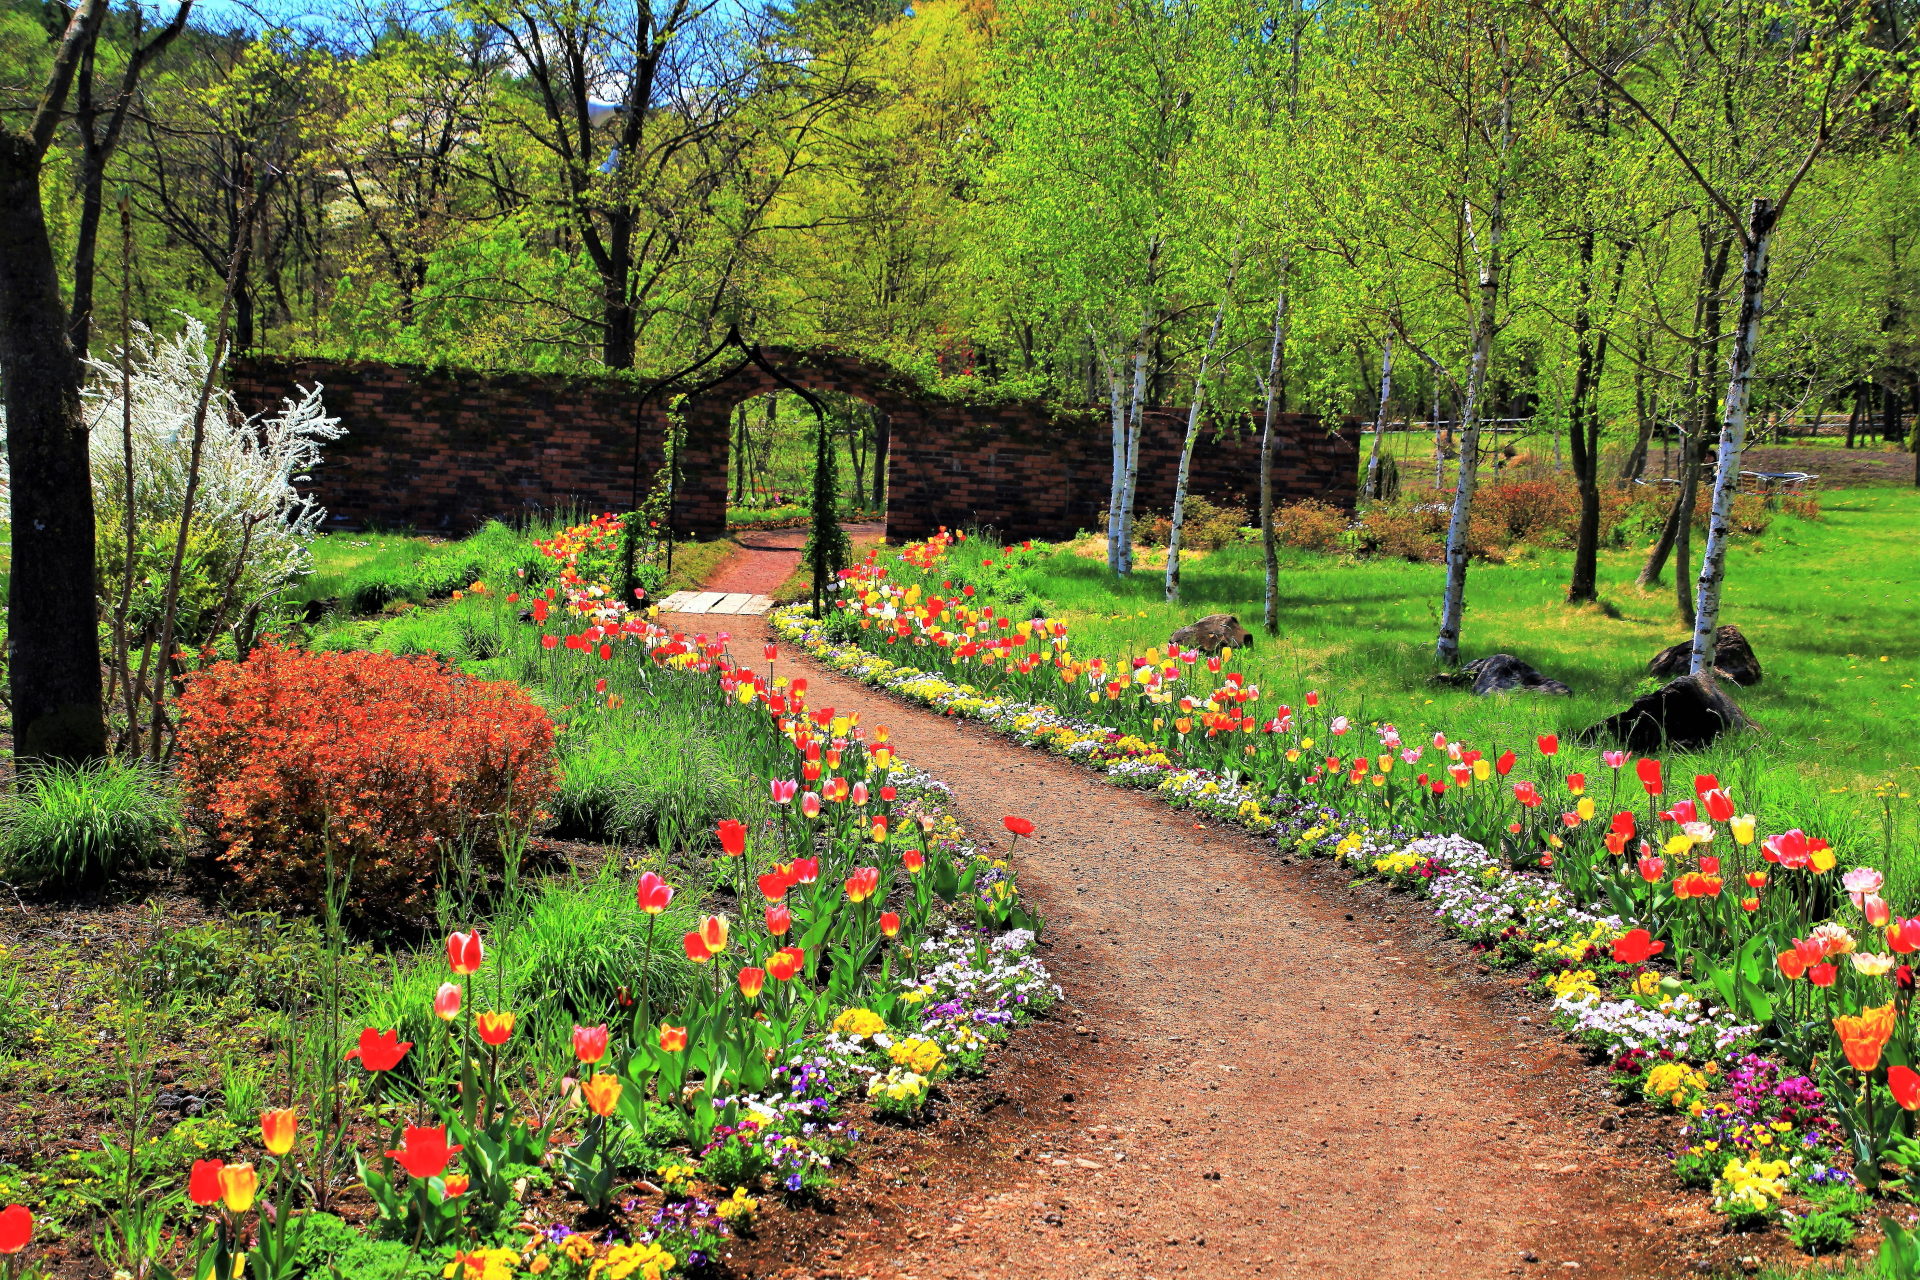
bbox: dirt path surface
[658,606,1685,1280]
[702,523,886,596]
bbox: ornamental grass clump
[0,757,179,887]
[175,644,556,918]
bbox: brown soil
[646,603,1750,1280]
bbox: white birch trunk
[1363,332,1395,500]
[1118,343,1149,575]
[1435,90,1511,668]
[1259,270,1290,634]
[1106,358,1126,574]
[1689,198,1776,675]
[1165,267,1237,604]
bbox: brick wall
[227,352,1357,543]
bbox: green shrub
[1784,1205,1856,1255]
[127,912,380,1010]
[1272,498,1349,551]
[0,758,179,886]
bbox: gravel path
[661,534,1677,1280]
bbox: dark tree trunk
[871,409,889,509]
[1566,233,1622,604]
[0,137,107,762]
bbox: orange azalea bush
[176,644,556,916]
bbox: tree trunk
[1106,360,1127,574]
[871,409,889,509]
[1566,234,1622,604]
[1165,267,1237,604]
[1619,329,1655,484]
[1640,228,1730,588]
[0,137,107,763]
[1258,273,1290,635]
[1363,332,1395,502]
[1689,199,1777,673]
[1435,148,1509,667]
[1846,382,1863,448]
[1118,343,1148,576]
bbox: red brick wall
[226,353,1356,543]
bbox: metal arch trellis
[620,326,834,602]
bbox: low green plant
[0,757,179,886]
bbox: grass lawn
[976,487,1918,879]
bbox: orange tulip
[738,967,766,1000]
[880,912,901,938]
[659,1025,688,1052]
[767,946,803,982]
[477,1011,515,1046]
[219,1163,258,1213]
[1833,1003,1897,1072]
[582,1073,622,1118]
[261,1108,297,1156]
[443,1173,471,1198]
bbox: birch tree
[1541,0,1915,674]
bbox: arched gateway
[226,343,1356,544]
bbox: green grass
[296,531,441,608]
[936,488,1919,879]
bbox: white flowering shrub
[81,319,343,641]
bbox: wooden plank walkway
[655,591,773,615]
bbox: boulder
[1648,625,1763,686]
[1169,613,1253,654]
[1430,653,1572,697]
[1576,672,1756,753]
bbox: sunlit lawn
[984,487,1920,882]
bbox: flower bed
[763,527,1920,1260]
[0,531,1059,1280]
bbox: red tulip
[1693,773,1720,796]
[792,857,820,885]
[717,819,748,858]
[571,1024,609,1064]
[1495,750,1516,776]
[386,1124,463,1180]
[758,870,790,901]
[1889,918,1920,954]
[1637,855,1665,883]
[1635,758,1664,795]
[636,871,675,914]
[1809,963,1838,987]
[434,982,462,1022]
[683,931,711,962]
[768,946,804,981]
[477,1012,515,1046]
[542,634,559,650]
[699,915,730,954]
[737,967,766,999]
[0,1204,29,1255]
[902,849,925,875]
[764,644,778,661]
[1702,788,1735,822]
[533,599,549,623]
[766,903,792,936]
[1003,816,1034,838]
[879,912,901,938]
[1893,1066,1920,1111]
[446,930,484,976]
[1536,734,1558,757]
[189,1157,227,1206]
[346,1028,412,1072]
[1612,928,1665,964]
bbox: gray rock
[1431,653,1572,697]
[1577,672,1756,752]
[1168,613,1253,654]
[1648,625,1762,686]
